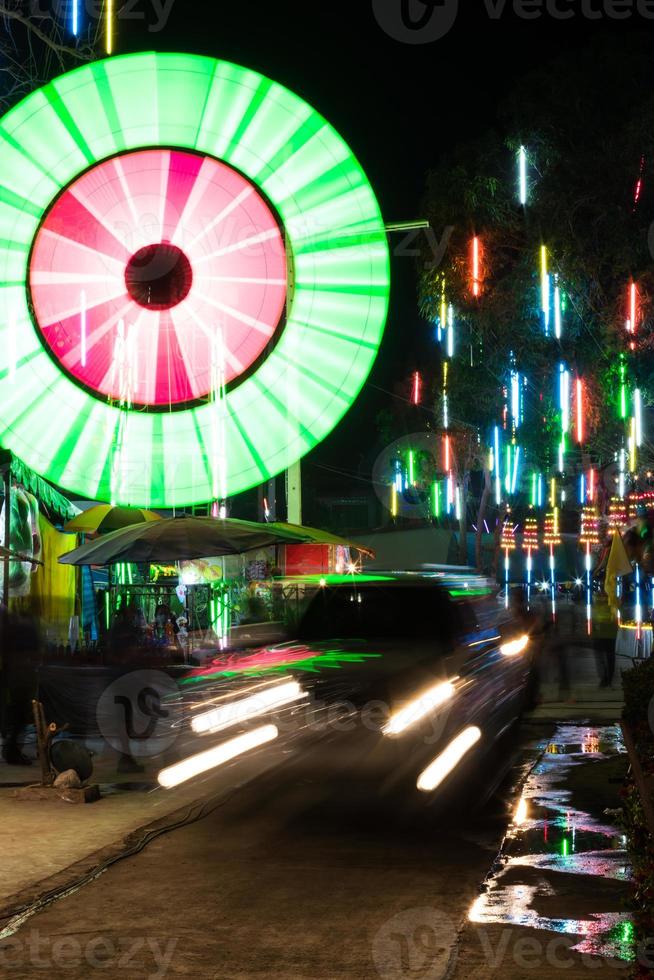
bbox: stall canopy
[64,505,161,535]
[59,517,312,566]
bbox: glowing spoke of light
[158,724,278,788]
[383,679,456,737]
[191,679,306,735]
[417,726,482,793]
[80,289,87,368]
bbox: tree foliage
[0,1,99,112]
[419,33,654,478]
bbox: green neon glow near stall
[0,52,390,507]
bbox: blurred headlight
[499,634,529,657]
[158,725,278,789]
[382,679,457,736]
[192,679,306,735]
[417,725,482,792]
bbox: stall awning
[0,449,77,521]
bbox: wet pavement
[454,723,633,977]
[0,722,636,978]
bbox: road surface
[0,724,539,979]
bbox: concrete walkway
[0,738,292,914]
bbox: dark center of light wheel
[125,243,193,311]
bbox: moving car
[255,573,531,806]
[175,573,532,807]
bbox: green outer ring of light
[0,52,390,507]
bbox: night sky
[125,2,652,518]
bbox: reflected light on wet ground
[469,724,633,962]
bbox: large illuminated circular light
[29,148,288,405]
[0,53,390,507]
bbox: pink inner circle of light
[29,149,288,406]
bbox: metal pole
[2,467,10,606]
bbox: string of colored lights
[400,140,653,622]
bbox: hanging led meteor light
[408,450,416,487]
[619,356,628,420]
[511,446,521,495]
[588,467,596,503]
[627,281,638,334]
[437,277,447,344]
[432,481,441,519]
[510,368,522,430]
[554,276,562,340]
[518,146,528,206]
[619,446,626,499]
[447,304,455,358]
[523,510,539,603]
[412,371,421,406]
[501,513,518,609]
[559,364,570,434]
[72,0,79,36]
[493,426,502,506]
[531,472,544,509]
[575,378,584,445]
[540,246,550,334]
[629,417,637,474]
[543,507,561,621]
[635,388,643,447]
[106,0,114,54]
[580,505,600,636]
[471,236,481,298]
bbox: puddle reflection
[470,724,633,962]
